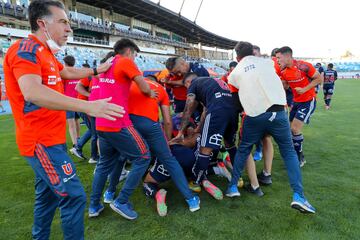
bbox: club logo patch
[62,163,73,176]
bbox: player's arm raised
[60,58,113,80]
[18,74,125,120]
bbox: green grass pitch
[0,79,359,239]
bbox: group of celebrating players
[3,1,339,239]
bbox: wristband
[93,67,98,76]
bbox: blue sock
[192,153,211,185]
[255,141,263,153]
[325,98,331,106]
[292,133,304,155]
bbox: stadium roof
[76,0,238,49]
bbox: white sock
[263,170,271,176]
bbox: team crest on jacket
[62,163,73,175]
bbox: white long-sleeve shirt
[228,56,286,117]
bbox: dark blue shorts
[289,98,316,124]
[66,111,80,120]
[323,83,335,95]
[200,108,238,149]
[149,144,195,183]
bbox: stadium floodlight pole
[179,0,186,15]
[194,0,204,23]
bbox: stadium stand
[1,0,359,105]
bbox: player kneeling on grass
[143,127,228,216]
[225,41,316,214]
[100,74,201,214]
[173,73,239,197]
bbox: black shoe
[298,152,306,167]
[245,184,264,197]
[257,171,272,185]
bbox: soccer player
[165,57,209,113]
[0,76,5,113]
[272,48,294,110]
[225,41,316,214]
[3,1,124,239]
[144,125,231,216]
[255,47,283,185]
[89,38,199,220]
[276,46,323,167]
[252,45,261,57]
[175,73,238,194]
[71,63,99,163]
[221,61,237,83]
[103,74,200,211]
[323,63,338,110]
[249,45,274,189]
[314,63,325,94]
[62,55,80,149]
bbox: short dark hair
[63,55,75,67]
[328,63,334,69]
[113,38,140,55]
[82,63,90,68]
[253,45,260,51]
[271,48,279,57]
[28,0,65,33]
[165,57,179,71]
[182,72,197,85]
[100,51,115,64]
[276,46,293,56]
[229,61,237,69]
[234,41,254,59]
[316,62,321,67]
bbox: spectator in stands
[6,33,11,42]
[165,57,209,113]
[63,55,81,149]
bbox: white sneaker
[88,158,97,164]
[119,169,130,182]
[216,162,232,182]
[69,147,85,159]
